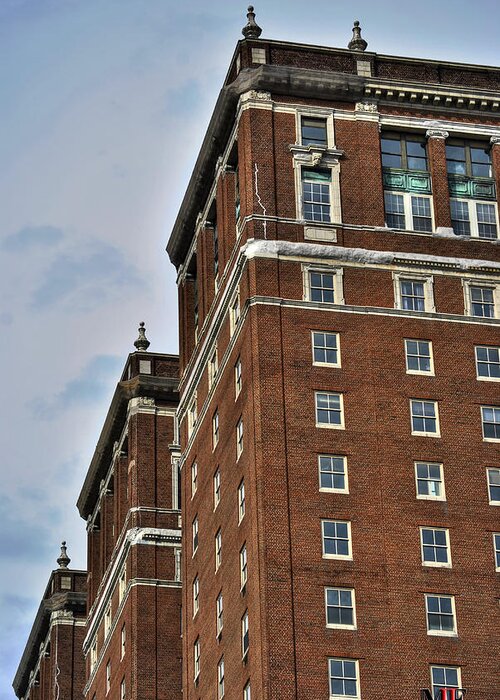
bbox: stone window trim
[292,156,343,225]
[463,279,499,318]
[393,272,436,313]
[295,108,336,150]
[303,265,345,305]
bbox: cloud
[1,225,64,252]
[31,240,144,312]
[30,354,123,419]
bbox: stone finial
[242,6,262,39]
[348,20,368,52]
[134,321,150,352]
[57,541,70,569]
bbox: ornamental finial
[348,20,368,52]
[57,541,70,569]
[134,322,150,352]
[242,6,262,39]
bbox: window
[301,116,328,146]
[208,348,218,389]
[302,168,331,222]
[212,410,219,448]
[415,462,445,500]
[241,611,249,658]
[191,462,198,498]
[493,533,500,570]
[312,331,340,367]
[192,516,199,556]
[405,339,434,374]
[475,345,500,380]
[118,567,126,602]
[215,529,222,571]
[395,274,434,313]
[315,392,345,429]
[193,576,199,617]
[106,661,111,694]
[104,604,112,637]
[121,624,126,659]
[235,357,242,396]
[481,406,500,440]
[450,199,498,239]
[446,140,492,177]
[216,592,224,637]
[382,133,428,171]
[217,657,225,699]
[420,527,451,567]
[120,678,126,700]
[487,468,500,504]
[243,682,251,700]
[236,418,244,459]
[187,396,197,438]
[240,544,248,590]
[214,468,221,509]
[238,479,246,523]
[325,588,356,628]
[384,192,433,232]
[309,270,335,303]
[328,658,359,699]
[90,641,97,671]
[430,666,461,698]
[425,594,457,636]
[322,520,352,559]
[213,223,219,277]
[230,292,240,335]
[410,400,440,437]
[193,638,200,682]
[468,285,496,318]
[318,455,348,493]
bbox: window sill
[416,495,446,502]
[326,624,357,630]
[483,437,500,443]
[411,431,441,438]
[319,488,349,495]
[422,562,452,569]
[322,554,353,561]
[406,370,435,377]
[477,376,500,382]
[427,630,458,637]
[316,423,345,430]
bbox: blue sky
[1,1,499,697]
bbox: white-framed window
[306,268,344,304]
[217,657,225,699]
[463,281,499,318]
[325,587,356,629]
[120,678,126,700]
[302,168,332,222]
[212,410,219,449]
[104,604,112,637]
[450,198,498,239]
[384,191,434,232]
[192,516,199,557]
[208,347,218,389]
[238,479,246,523]
[106,660,111,694]
[475,345,500,380]
[487,468,500,504]
[481,405,500,441]
[240,543,248,590]
[191,462,198,498]
[187,395,197,438]
[322,520,352,560]
[315,392,345,429]
[193,576,199,617]
[425,594,457,636]
[215,529,222,571]
[318,455,348,493]
[493,533,500,570]
[394,274,435,312]
[214,468,221,509]
[118,567,126,603]
[410,399,440,437]
[90,640,97,671]
[193,638,200,682]
[312,331,341,367]
[236,418,244,459]
[230,291,240,335]
[121,624,126,660]
[420,527,451,567]
[235,357,242,397]
[243,682,251,700]
[216,592,224,637]
[301,115,328,147]
[430,666,461,698]
[415,462,445,500]
[241,611,249,659]
[405,339,434,374]
[328,658,360,699]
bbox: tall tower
[76,326,182,700]
[168,11,500,700]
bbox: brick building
[75,328,182,700]
[12,544,87,700]
[168,9,500,700]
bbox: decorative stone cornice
[426,128,449,140]
[355,100,378,113]
[490,135,500,146]
[289,144,344,167]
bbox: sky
[1,0,499,697]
